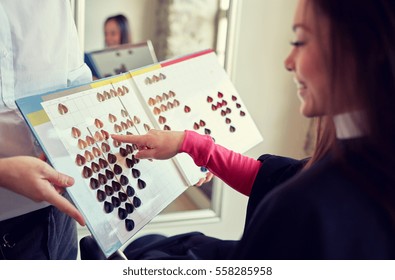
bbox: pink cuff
[179,130,262,196]
[179,130,215,167]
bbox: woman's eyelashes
[290,30,307,47]
[290,40,305,47]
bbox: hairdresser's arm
[0,156,85,226]
[112,130,261,196]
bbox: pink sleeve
[179,130,262,196]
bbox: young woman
[112,0,395,259]
[104,14,131,47]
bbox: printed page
[38,75,187,257]
[131,50,263,184]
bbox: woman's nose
[284,53,294,72]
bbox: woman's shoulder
[254,154,309,189]
[268,155,358,206]
[252,153,378,222]
[237,156,395,259]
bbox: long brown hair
[304,117,335,169]
[305,0,395,219]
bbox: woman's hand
[194,172,214,187]
[112,129,185,160]
[112,130,214,186]
[0,156,85,226]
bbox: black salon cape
[124,139,395,259]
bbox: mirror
[72,0,239,223]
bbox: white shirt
[0,0,92,221]
[333,111,365,139]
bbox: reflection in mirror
[83,0,231,63]
[76,0,237,220]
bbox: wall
[234,0,308,161]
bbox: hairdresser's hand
[0,156,85,226]
[112,129,185,160]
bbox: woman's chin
[300,104,315,118]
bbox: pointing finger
[111,134,148,146]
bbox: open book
[16,49,263,257]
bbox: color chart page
[40,75,187,257]
[131,50,263,182]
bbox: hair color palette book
[16,49,263,257]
